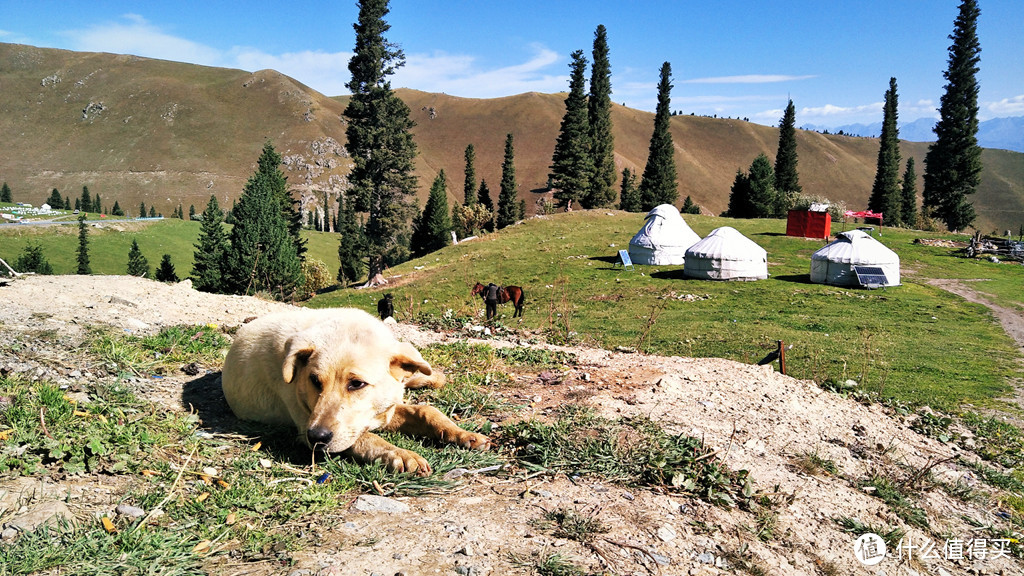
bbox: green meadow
[3,211,1022,410]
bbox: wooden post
[778,340,787,375]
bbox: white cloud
[683,74,816,84]
[59,14,221,65]
[986,94,1024,116]
[394,44,565,98]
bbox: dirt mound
[1,275,1020,575]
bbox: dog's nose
[306,426,333,447]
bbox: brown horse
[471,282,525,318]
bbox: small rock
[115,504,146,518]
[622,492,635,501]
[6,501,75,533]
[656,525,676,542]
[649,552,671,566]
[108,295,138,307]
[457,544,474,556]
[181,362,201,376]
[287,570,312,576]
[392,553,403,560]
[1,527,19,540]
[697,552,715,564]
[353,495,410,514]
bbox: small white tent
[684,226,769,281]
[810,230,901,287]
[628,204,701,265]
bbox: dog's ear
[283,341,315,384]
[391,342,446,389]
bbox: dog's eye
[310,374,323,392]
[347,379,369,392]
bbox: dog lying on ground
[221,308,490,475]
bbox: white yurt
[810,230,901,287]
[683,226,769,281]
[628,204,701,265]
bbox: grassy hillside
[2,42,1022,233]
[0,219,340,277]
[308,211,1024,411]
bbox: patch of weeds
[959,457,1024,493]
[90,324,229,375]
[495,346,577,368]
[503,405,752,507]
[720,542,770,576]
[534,507,609,544]
[835,516,906,549]
[0,377,197,476]
[510,551,589,576]
[910,409,954,443]
[862,476,929,530]
[0,518,205,576]
[794,450,840,477]
[750,509,779,542]
[961,412,1024,469]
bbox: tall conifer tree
[0,182,11,203]
[344,0,418,281]
[463,144,477,206]
[586,24,616,208]
[76,214,91,275]
[868,78,903,225]
[638,62,678,210]
[255,142,306,260]
[901,158,919,227]
[497,133,520,229]
[411,170,452,257]
[923,0,982,231]
[476,180,495,232]
[618,168,642,212]
[774,100,801,209]
[126,239,150,278]
[337,194,365,285]
[191,196,229,292]
[80,186,92,213]
[549,50,593,210]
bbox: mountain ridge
[2,42,1022,232]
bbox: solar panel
[853,265,889,288]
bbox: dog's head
[280,318,434,453]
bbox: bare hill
[2,42,1022,232]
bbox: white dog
[222,308,490,475]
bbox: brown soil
[1,275,1022,576]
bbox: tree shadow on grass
[181,372,312,464]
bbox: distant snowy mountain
[801,116,1024,153]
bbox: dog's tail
[404,370,445,390]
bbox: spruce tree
[477,180,495,232]
[337,194,365,285]
[63,195,70,210]
[126,239,150,278]
[189,204,196,220]
[94,194,102,215]
[111,200,123,216]
[726,169,753,218]
[681,195,700,214]
[638,62,678,210]
[463,144,477,206]
[14,242,54,275]
[923,0,982,231]
[256,141,306,260]
[901,158,919,228]
[411,170,452,257]
[47,188,63,208]
[585,24,616,208]
[549,50,593,210]
[80,186,92,213]
[191,195,229,293]
[344,0,418,281]
[868,78,903,225]
[139,202,147,219]
[76,214,91,274]
[225,161,302,298]
[497,133,520,229]
[149,206,157,218]
[774,99,802,209]
[0,182,10,203]
[155,254,179,282]
[618,167,642,212]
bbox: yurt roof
[629,204,700,249]
[811,230,899,265]
[685,226,766,260]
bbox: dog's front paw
[454,430,491,451]
[382,448,433,476]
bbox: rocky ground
[1,274,1022,576]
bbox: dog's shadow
[181,372,312,464]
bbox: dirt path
[2,275,1023,576]
[928,278,1024,352]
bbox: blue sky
[2,1,1021,128]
